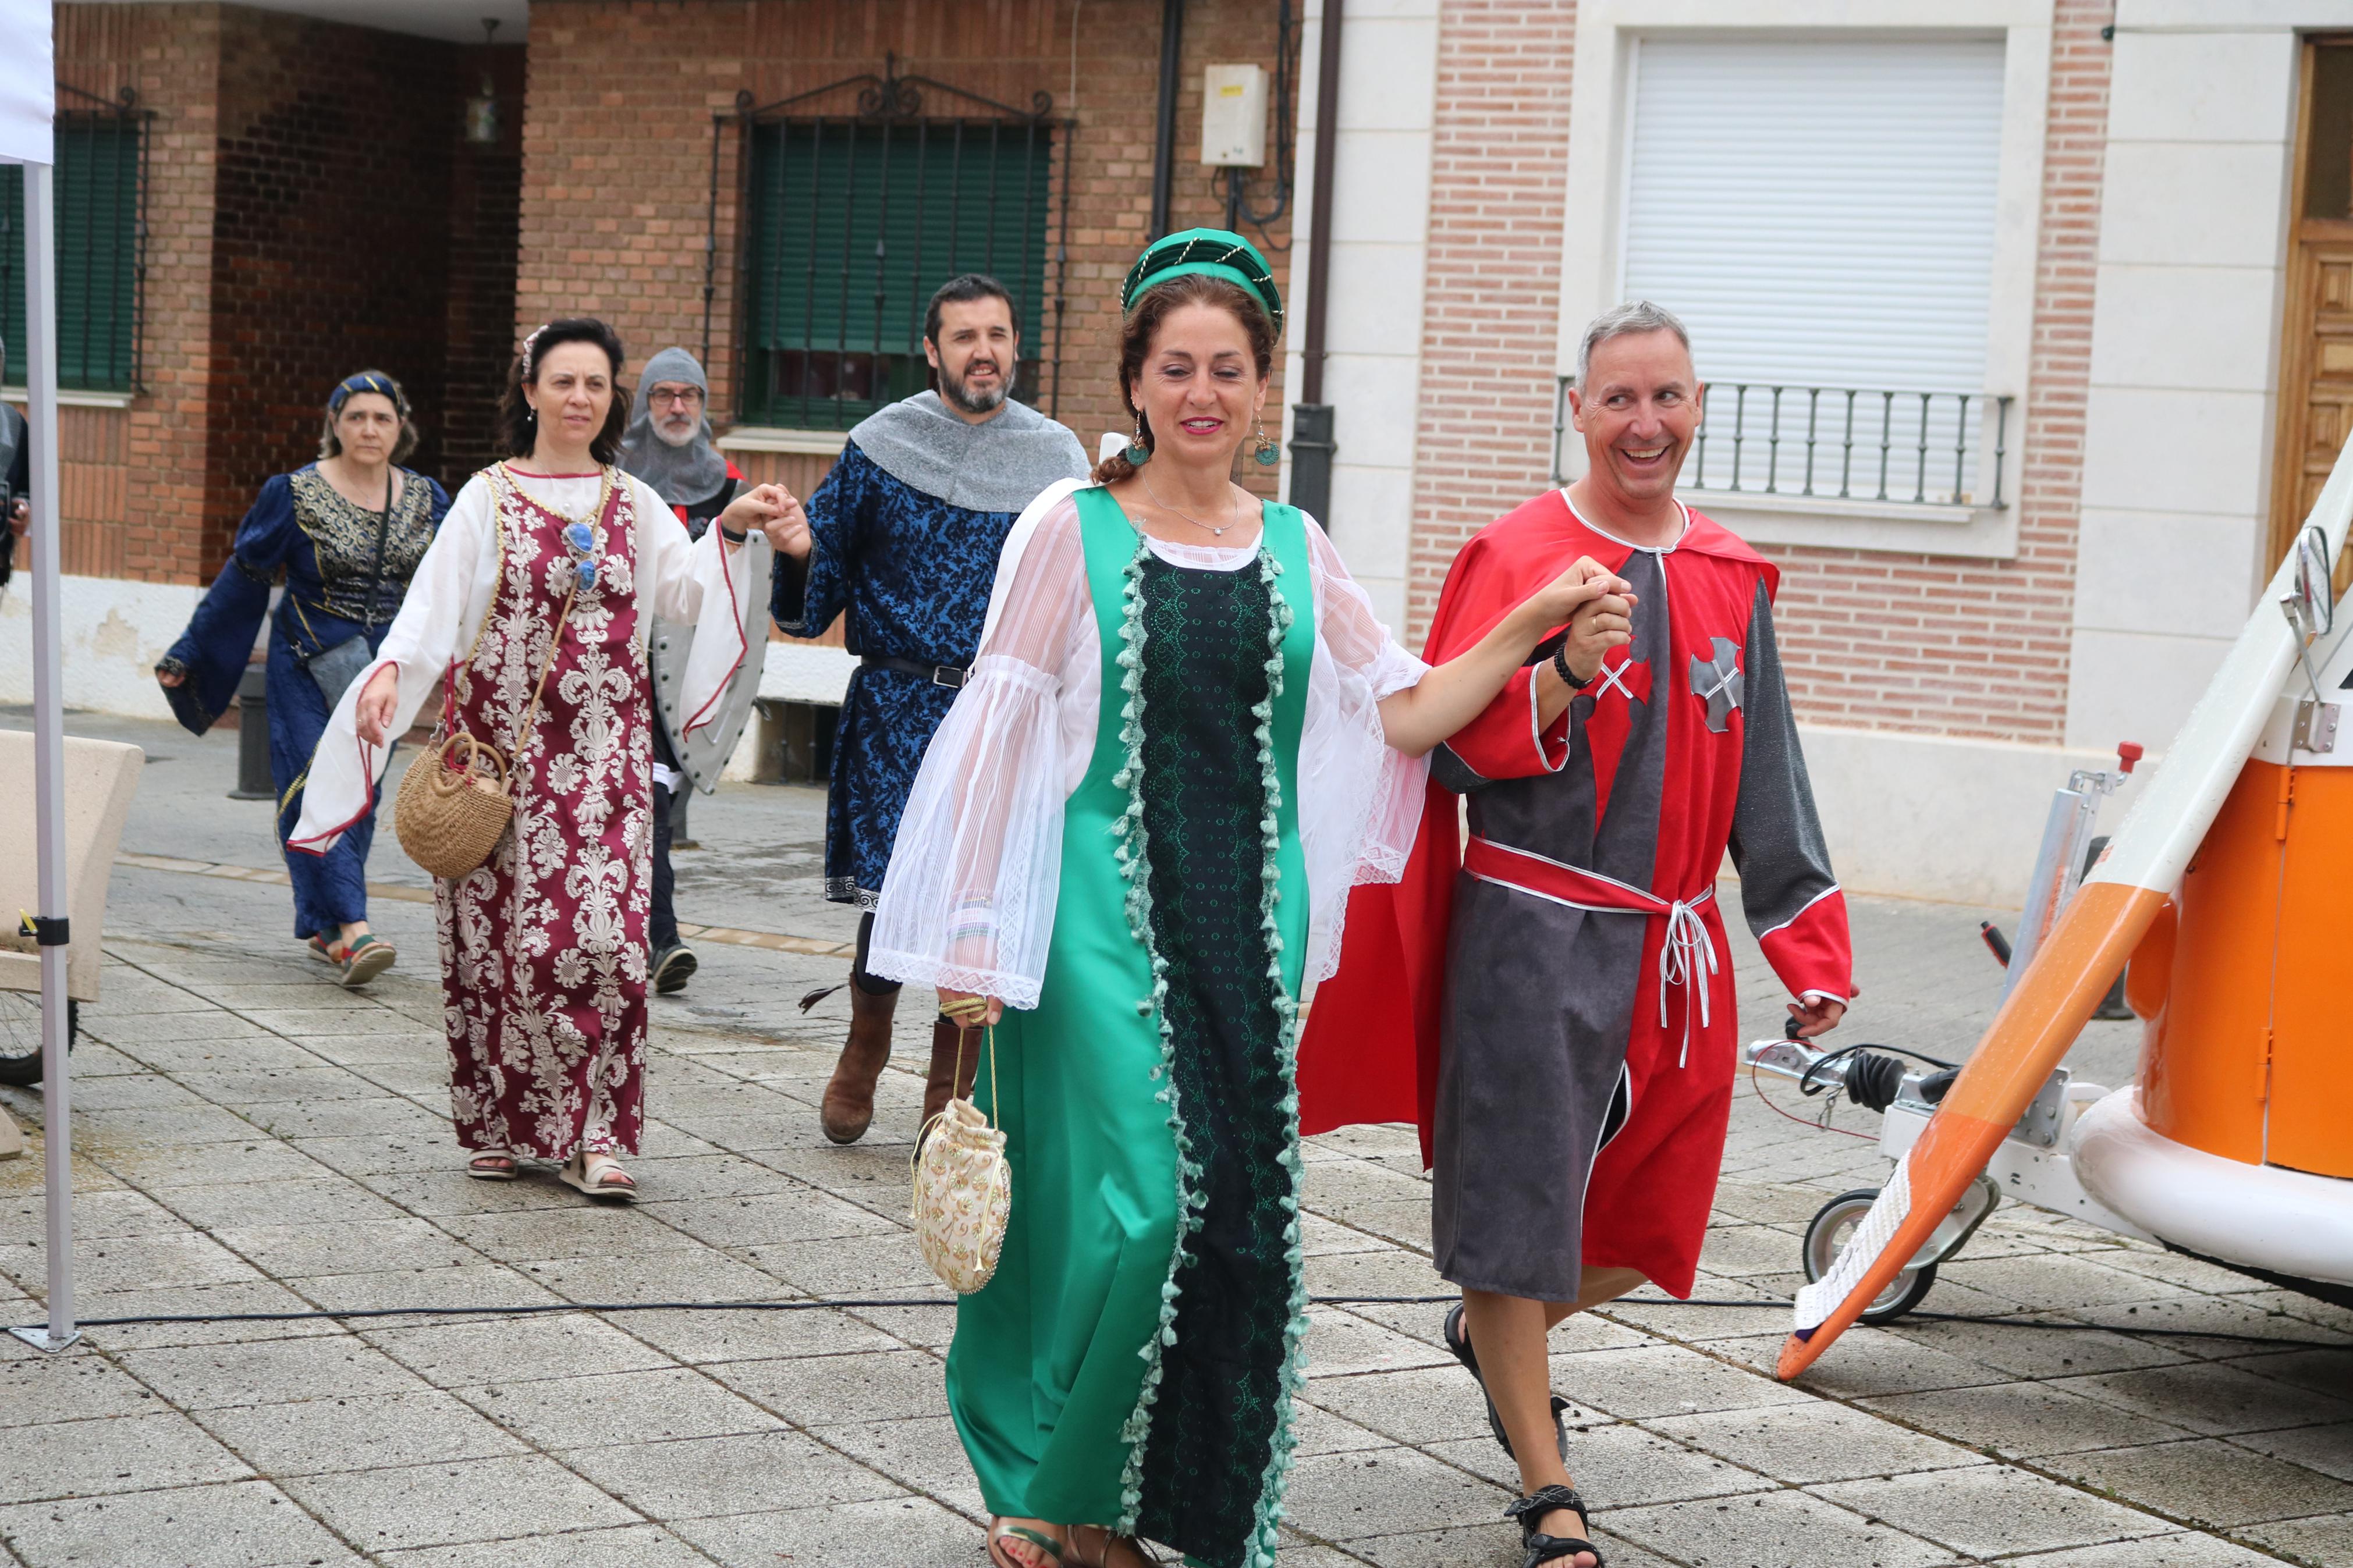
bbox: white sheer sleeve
[1297,514,1431,983]
[288,474,501,856]
[867,481,1090,1007]
[626,473,760,738]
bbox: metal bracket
[2011,1068,2074,1149]
[8,1326,80,1354]
[2295,699,2340,755]
[16,912,68,947]
[1911,1174,2002,1270]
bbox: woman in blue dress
[157,371,450,985]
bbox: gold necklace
[1140,468,1241,538]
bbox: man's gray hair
[1575,300,1691,390]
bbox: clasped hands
[1526,556,1639,685]
[718,483,809,557]
[350,483,812,747]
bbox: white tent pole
[15,157,77,1355]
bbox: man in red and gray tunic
[1299,302,1853,1566]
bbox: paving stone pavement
[0,707,2345,1567]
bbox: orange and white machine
[1749,451,2353,1378]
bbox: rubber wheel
[1802,1187,1938,1325]
[0,992,76,1087]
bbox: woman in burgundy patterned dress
[292,318,805,1200]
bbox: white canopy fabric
[0,0,53,167]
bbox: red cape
[1295,490,1775,1162]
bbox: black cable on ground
[24,1294,2344,1350]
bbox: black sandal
[1506,1484,1605,1567]
[1444,1302,1570,1461]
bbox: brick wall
[514,0,1294,496]
[38,5,525,586]
[1403,0,1580,634]
[1405,0,2113,748]
[441,42,527,482]
[201,7,460,567]
[51,3,224,585]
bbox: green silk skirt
[945,486,1316,1568]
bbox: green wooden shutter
[743,118,1052,428]
[0,118,139,393]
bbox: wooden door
[2273,41,2353,570]
[2276,237,2353,561]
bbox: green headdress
[1120,227,1283,335]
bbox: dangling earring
[1252,419,1280,468]
[1123,414,1152,467]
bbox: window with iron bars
[0,106,145,393]
[739,116,1054,431]
[1551,379,2011,509]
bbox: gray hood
[849,391,1090,514]
[620,347,732,506]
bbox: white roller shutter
[1619,37,2006,500]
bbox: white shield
[651,531,772,794]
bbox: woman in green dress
[868,230,1618,1568]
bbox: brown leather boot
[821,981,897,1144]
[920,1015,982,1134]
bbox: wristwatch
[1553,641,1594,691]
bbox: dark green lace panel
[1130,550,1297,1568]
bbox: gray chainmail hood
[848,390,1089,514]
[620,347,732,506]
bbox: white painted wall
[0,574,198,722]
[2070,6,2305,753]
[1800,723,2145,909]
[1283,0,1442,636]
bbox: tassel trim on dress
[1242,546,1310,1568]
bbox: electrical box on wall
[1201,64,1269,168]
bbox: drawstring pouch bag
[911,1001,1011,1294]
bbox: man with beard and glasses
[771,273,1089,1146]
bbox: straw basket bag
[393,733,513,879]
[912,1006,1011,1294]
[393,559,582,882]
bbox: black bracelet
[1553,641,1593,691]
[719,524,748,543]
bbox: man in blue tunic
[772,273,1090,1144]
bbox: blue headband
[329,372,404,417]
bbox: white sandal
[559,1148,637,1202]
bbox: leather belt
[1462,835,1721,1068]
[861,653,968,689]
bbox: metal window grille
[1551,379,2011,509]
[0,89,149,393]
[711,59,1070,431]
